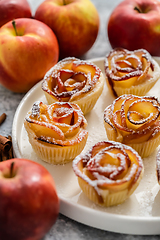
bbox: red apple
[0,158,59,240]
[0,18,59,93]
[34,0,99,58]
[0,0,32,27]
[107,0,160,56]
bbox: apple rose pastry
[24,101,88,164]
[42,57,104,115]
[104,94,160,158]
[73,141,144,207]
[104,48,160,97]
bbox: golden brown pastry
[104,94,160,158]
[42,57,105,115]
[24,101,88,164]
[104,48,160,97]
[73,141,144,207]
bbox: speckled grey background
[1,0,160,239]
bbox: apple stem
[12,19,18,36]
[10,162,14,178]
[134,6,141,13]
[63,0,66,5]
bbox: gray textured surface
[0,0,160,239]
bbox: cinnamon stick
[1,151,8,161]
[0,135,12,153]
[7,135,13,159]
[0,113,6,125]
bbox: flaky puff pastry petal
[104,48,160,97]
[24,101,88,164]
[73,141,144,207]
[104,94,160,158]
[42,57,105,115]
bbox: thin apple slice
[111,95,140,132]
[86,147,131,180]
[125,55,142,69]
[136,57,151,84]
[58,69,74,83]
[113,110,133,135]
[72,61,96,79]
[64,72,86,92]
[50,102,74,124]
[114,54,141,75]
[111,94,128,113]
[123,124,160,144]
[127,99,160,129]
[31,122,65,140]
[115,59,133,70]
[120,95,140,128]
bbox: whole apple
[107,0,160,56]
[0,158,59,240]
[34,0,99,58]
[0,0,32,27]
[0,18,59,93]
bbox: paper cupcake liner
[43,91,57,105]
[113,77,158,97]
[128,168,144,196]
[128,135,160,158]
[78,177,130,207]
[44,73,105,115]
[78,178,102,205]
[78,169,143,207]
[27,132,88,165]
[102,190,128,207]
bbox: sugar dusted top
[73,140,144,201]
[42,57,101,102]
[104,94,160,145]
[104,48,157,97]
[25,101,88,147]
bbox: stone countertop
[0,0,160,239]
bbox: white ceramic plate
[12,57,160,235]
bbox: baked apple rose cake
[104,48,160,97]
[42,57,105,115]
[104,94,160,158]
[73,141,144,207]
[24,101,88,164]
